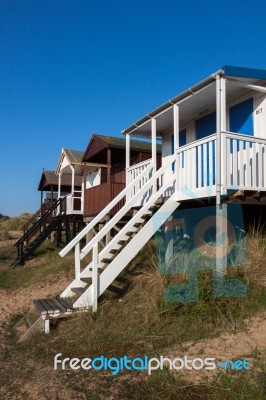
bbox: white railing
[126,158,153,201]
[175,134,217,196]
[66,191,83,215]
[60,130,266,293]
[222,131,266,191]
[174,131,266,197]
[60,162,154,257]
[59,153,177,282]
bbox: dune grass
[0,212,32,240]
[0,241,74,289]
[0,220,265,399]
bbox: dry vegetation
[0,217,265,399]
[0,213,32,241]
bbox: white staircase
[59,153,181,311]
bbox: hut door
[229,98,253,136]
[195,112,216,187]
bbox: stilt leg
[44,319,50,334]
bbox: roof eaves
[82,134,109,162]
[223,65,266,80]
[121,69,223,135]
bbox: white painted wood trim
[59,162,154,256]
[75,243,80,278]
[92,243,98,312]
[73,196,179,308]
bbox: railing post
[57,172,62,215]
[75,242,80,278]
[151,118,157,195]
[173,104,179,193]
[92,243,98,312]
[59,161,155,258]
[216,74,225,278]
[222,132,227,191]
[81,189,83,213]
[216,74,222,205]
[126,134,130,202]
[220,76,226,194]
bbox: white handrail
[59,162,154,257]
[79,151,178,259]
[223,131,266,191]
[126,158,152,172]
[175,133,217,153]
[222,131,266,144]
[88,172,176,263]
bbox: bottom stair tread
[33,297,74,315]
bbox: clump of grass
[0,212,32,232]
[124,237,266,340]
[0,241,74,289]
[0,230,11,240]
[1,232,266,400]
[244,225,266,286]
[0,213,33,240]
[23,235,265,367]
[117,363,266,400]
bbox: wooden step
[102,254,116,263]
[114,275,128,284]
[149,204,160,211]
[56,297,73,312]
[71,287,86,296]
[142,211,153,219]
[80,277,92,285]
[116,220,129,225]
[52,298,72,313]
[88,266,104,273]
[143,210,152,215]
[155,197,164,205]
[110,244,122,254]
[33,297,73,315]
[97,262,108,270]
[133,219,145,227]
[107,284,123,294]
[118,236,131,244]
[126,226,138,235]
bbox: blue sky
[1,0,266,216]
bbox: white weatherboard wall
[254,93,266,139]
[60,156,69,171]
[184,121,196,143]
[162,131,173,183]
